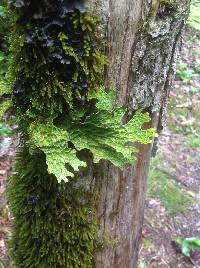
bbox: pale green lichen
[28,89,156,182]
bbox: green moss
[7,147,97,268]
[0,100,12,120]
[9,11,107,121]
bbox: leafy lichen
[29,89,156,182]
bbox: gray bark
[87,1,191,268]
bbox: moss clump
[7,147,97,268]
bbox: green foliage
[0,100,12,120]
[194,59,200,73]
[0,2,10,79]
[187,1,200,31]
[0,123,12,137]
[29,89,156,182]
[176,62,196,84]
[0,259,5,268]
[138,261,146,268]
[8,1,155,183]
[185,134,200,148]
[188,86,199,95]
[172,236,200,257]
[147,156,192,215]
[0,5,6,17]
[0,51,8,78]
[0,80,11,96]
[0,2,12,125]
[7,147,97,268]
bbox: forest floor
[0,16,200,268]
[139,27,200,268]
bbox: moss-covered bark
[7,147,96,268]
[7,1,102,267]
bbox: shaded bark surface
[86,0,191,267]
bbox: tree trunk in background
[87,0,191,267]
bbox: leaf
[29,89,156,182]
[172,236,200,257]
[95,88,115,110]
[138,262,146,268]
[0,51,5,61]
[185,237,200,249]
[0,123,12,137]
[0,6,6,17]
[29,122,86,182]
[187,2,200,31]
[181,245,190,257]
[63,90,155,168]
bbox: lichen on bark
[126,0,191,129]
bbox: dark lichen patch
[157,3,175,18]
[9,0,107,119]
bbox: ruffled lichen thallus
[7,0,156,267]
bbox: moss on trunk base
[7,147,96,268]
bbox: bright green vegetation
[176,62,196,84]
[187,0,200,31]
[185,134,200,149]
[29,89,155,182]
[194,59,200,72]
[147,157,192,215]
[167,86,200,135]
[0,122,11,137]
[172,236,200,257]
[8,5,155,183]
[0,259,5,268]
[138,261,146,268]
[188,86,199,95]
[0,2,12,139]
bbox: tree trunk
[7,0,191,268]
[88,0,191,267]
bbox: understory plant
[6,0,156,267]
[172,236,200,257]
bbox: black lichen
[9,0,106,116]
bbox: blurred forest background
[0,1,200,267]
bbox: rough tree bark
[86,0,191,267]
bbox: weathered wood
[87,0,191,267]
